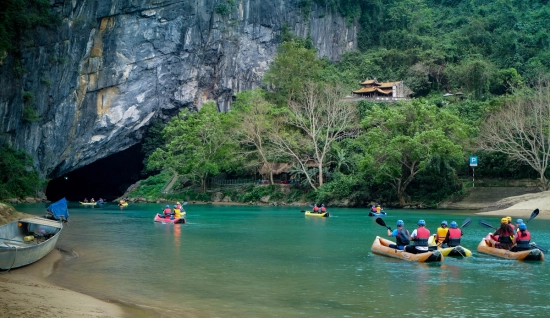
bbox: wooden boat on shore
[371,236,443,262]
[0,198,68,270]
[477,234,544,261]
[304,211,330,218]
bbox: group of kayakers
[386,219,463,254]
[159,202,186,220]
[370,204,384,214]
[312,204,327,214]
[82,198,105,203]
[386,215,534,254]
[488,216,532,252]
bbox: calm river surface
[13,203,550,317]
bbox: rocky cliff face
[0,0,356,179]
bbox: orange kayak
[477,233,544,261]
[371,236,443,262]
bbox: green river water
[12,203,550,317]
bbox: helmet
[322,204,325,206]
[450,221,458,228]
[441,221,448,226]
[506,216,512,223]
[516,219,524,224]
[396,220,404,227]
[173,205,177,208]
[166,205,170,208]
[519,223,527,231]
[418,220,426,226]
[177,202,180,204]
[501,217,508,224]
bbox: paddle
[526,208,539,223]
[479,220,496,229]
[375,217,391,231]
[461,218,472,229]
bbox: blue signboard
[469,156,478,167]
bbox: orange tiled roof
[353,87,377,94]
[360,79,379,85]
[378,81,400,88]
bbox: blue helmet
[418,219,426,226]
[516,219,524,224]
[441,221,448,226]
[519,223,527,231]
[165,205,170,208]
[450,221,458,228]
[396,220,404,227]
[322,204,325,206]
[173,205,177,208]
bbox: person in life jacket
[515,219,524,233]
[176,201,182,210]
[442,221,462,247]
[491,217,514,250]
[511,223,531,252]
[370,205,377,213]
[405,220,431,254]
[376,205,381,213]
[506,216,515,231]
[173,205,181,219]
[83,198,88,203]
[320,204,327,213]
[435,221,449,246]
[161,205,172,218]
[387,220,411,250]
[313,204,319,213]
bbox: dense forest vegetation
[139,0,550,206]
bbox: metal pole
[472,167,475,188]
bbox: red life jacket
[447,228,462,247]
[313,206,319,212]
[515,230,531,249]
[414,227,430,246]
[163,208,171,215]
[321,206,326,212]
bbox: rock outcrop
[0,0,356,179]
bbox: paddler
[312,204,319,213]
[506,216,515,231]
[320,204,327,213]
[511,223,531,252]
[173,205,181,219]
[387,220,410,250]
[515,219,524,232]
[405,220,431,254]
[490,217,514,250]
[435,221,449,246]
[442,221,463,247]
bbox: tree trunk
[318,163,323,186]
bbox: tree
[231,89,278,184]
[478,82,550,190]
[147,102,237,192]
[361,101,468,205]
[269,82,359,190]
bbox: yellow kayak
[80,202,97,206]
[304,211,329,217]
[119,202,128,207]
[428,235,472,257]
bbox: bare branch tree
[269,82,359,190]
[478,81,550,190]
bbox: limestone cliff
[0,0,356,179]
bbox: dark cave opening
[46,144,145,202]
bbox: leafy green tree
[0,143,42,199]
[360,100,469,205]
[147,102,237,192]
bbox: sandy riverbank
[0,249,126,318]
[475,190,550,219]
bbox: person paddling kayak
[387,220,410,250]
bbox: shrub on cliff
[0,143,42,199]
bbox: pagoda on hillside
[352,79,412,101]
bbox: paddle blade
[479,220,496,229]
[300,210,306,213]
[461,218,472,229]
[375,217,388,228]
[183,202,188,206]
[527,208,539,223]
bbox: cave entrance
[46,144,145,202]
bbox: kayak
[428,235,472,257]
[154,213,186,224]
[80,202,97,206]
[304,211,330,217]
[371,236,443,262]
[477,233,544,261]
[368,211,387,217]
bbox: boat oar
[479,220,496,229]
[526,208,539,223]
[461,218,472,228]
[375,217,391,231]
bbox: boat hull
[428,235,472,257]
[0,218,63,270]
[477,234,544,261]
[79,202,97,206]
[368,211,387,217]
[154,214,186,224]
[304,211,329,217]
[371,236,443,262]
